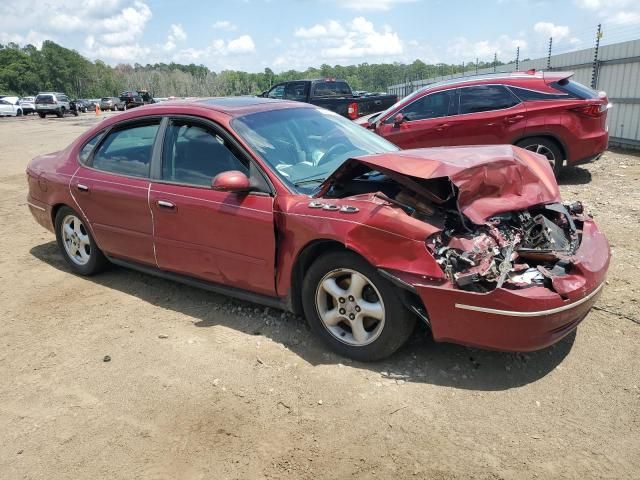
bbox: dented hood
[318,145,561,224]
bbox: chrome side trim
[454,283,604,317]
[27,201,46,212]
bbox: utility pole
[547,37,553,70]
[475,57,478,75]
[515,46,520,71]
[591,23,603,89]
[493,52,497,72]
[462,61,465,76]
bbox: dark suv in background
[119,90,155,109]
[356,71,610,175]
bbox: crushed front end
[318,146,610,351]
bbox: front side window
[459,85,519,114]
[92,122,160,177]
[397,90,455,122]
[161,121,248,187]
[268,85,285,99]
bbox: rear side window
[459,85,520,114]
[79,130,106,164]
[284,82,308,101]
[161,121,248,187]
[508,86,569,101]
[312,81,351,97]
[398,90,456,121]
[551,79,599,99]
[92,122,160,178]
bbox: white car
[0,96,24,117]
[19,96,36,114]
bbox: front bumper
[412,219,610,351]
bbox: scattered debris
[102,355,111,362]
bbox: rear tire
[55,206,108,276]
[302,251,416,361]
[57,107,64,118]
[38,112,46,118]
[516,137,563,177]
[16,109,23,116]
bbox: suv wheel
[302,251,416,361]
[16,109,23,116]
[57,107,65,118]
[38,112,46,118]
[516,137,563,176]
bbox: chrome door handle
[77,183,89,192]
[157,200,175,209]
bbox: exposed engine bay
[325,172,587,293]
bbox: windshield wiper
[293,175,327,187]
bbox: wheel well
[515,135,567,161]
[289,240,347,315]
[51,203,67,225]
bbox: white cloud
[0,30,52,48]
[291,17,404,62]
[574,0,640,26]
[340,0,418,11]
[227,35,256,53]
[447,35,526,61]
[533,22,571,40]
[164,23,187,51]
[295,20,346,38]
[212,20,237,31]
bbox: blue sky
[1,0,639,72]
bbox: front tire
[302,251,415,361]
[516,137,563,177]
[38,112,46,118]
[55,206,108,276]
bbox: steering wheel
[317,143,351,166]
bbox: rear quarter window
[79,130,106,165]
[508,86,569,101]
[551,79,599,99]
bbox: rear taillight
[347,102,358,120]
[571,103,607,117]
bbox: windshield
[232,107,398,193]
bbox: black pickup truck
[260,79,397,120]
[119,90,155,109]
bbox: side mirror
[393,113,405,128]
[211,170,251,193]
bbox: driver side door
[377,89,457,149]
[149,117,277,296]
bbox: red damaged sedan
[26,98,610,361]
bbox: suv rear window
[312,81,351,97]
[36,95,54,103]
[551,79,599,99]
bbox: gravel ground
[0,113,639,479]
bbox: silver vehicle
[19,96,36,114]
[35,92,74,118]
[99,97,126,111]
[0,96,23,117]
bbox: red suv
[356,71,610,175]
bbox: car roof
[144,96,313,117]
[415,70,573,93]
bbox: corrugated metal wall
[387,39,640,147]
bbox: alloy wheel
[61,214,91,265]
[523,143,556,168]
[315,268,385,346]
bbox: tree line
[0,40,507,98]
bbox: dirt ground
[0,112,638,480]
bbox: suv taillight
[347,102,359,120]
[571,103,607,117]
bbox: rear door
[71,119,160,265]
[447,85,527,145]
[376,89,457,149]
[149,117,277,296]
